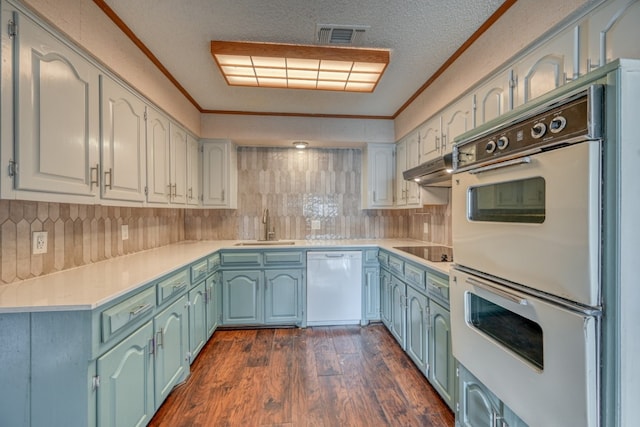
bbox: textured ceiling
[102,0,506,117]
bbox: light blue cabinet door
[264,269,302,324]
[430,300,455,410]
[406,286,429,374]
[380,268,392,328]
[154,295,189,409]
[457,364,502,427]
[222,270,262,325]
[205,272,220,338]
[96,321,154,427]
[364,266,381,321]
[188,282,207,362]
[390,276,406,349]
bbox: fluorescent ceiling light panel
[210,41,389,92]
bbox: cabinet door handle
[188,187,193,199]
[156,328,164,348]
[149,337,155,356]
[90,164,99,190]
[435,136,440,150]
[441,134,447,151]
[172,183,177,198]
[104,168,112,190]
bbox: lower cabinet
[95,293,190,426]
[222,269,302,326]
[429,299,455,410]
[153,295,189,409]
[363,266,381,322]
[205,272,221,338]
[222,270,263,325]
[188,282,207,361]
[456,364,528,427]
[389,275,407,348]
[264,269,303,324]
[380,268,392,327]
[378,251,455,414]
[96,321,155,427]
[406,286,429,374]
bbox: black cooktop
[393,246,454,262]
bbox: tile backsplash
[185,147,451,243]
[0,201,184,285]
[0,147,451,285]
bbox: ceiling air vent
[316,24,369,46]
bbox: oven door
[450,268,599,427]
[452,140,600,306]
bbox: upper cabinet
[585,0,640,70]
[441,95,475,149]
[169,122,188,205]
[513,25,578,107]
[12,11,99,200]
[201,139,238,209]
[418,116,443,164]
[146,107,171,204]
[186,134,200,206]
[396,134,421,207]
[361,143,395,209]
[474,69,513,126]
[100,75,147,204]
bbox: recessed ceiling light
[210,41,390,93]
[293,141,309,149]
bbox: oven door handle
[466,277,528,305]
[468,156,532,175]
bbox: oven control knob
[497,136,509,150]
[531,123,547,139]
[550,116,567,133]
[485,140,497,153]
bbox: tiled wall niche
[0,147,451,285]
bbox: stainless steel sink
[233,240,296,246]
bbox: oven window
[469,293,544,370]
[468,177,545,223]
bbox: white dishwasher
[306,251,362,326]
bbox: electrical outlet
[121,225,129,240]
[32,231,48,255]
[311,220,321,230]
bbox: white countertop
[0,239,451,313]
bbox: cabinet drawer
[101,286,155,342]
[263,251,303,265]
[157,269,189,305]
[207,253,220,273]
[191,259,208,284]
[220,252,261,266]
[377,251,389,267]
[388,255,404,276]
[404,263,426,291]
[363,249,379,265]
[427,272,450,305]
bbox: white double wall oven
[451,85,604,426]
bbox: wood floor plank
[149,325,454,427]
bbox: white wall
[200,114,395,148]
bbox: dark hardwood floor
[149,324,455,427]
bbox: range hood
[402,153,453,187]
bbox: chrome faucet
[261,208,276,241]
